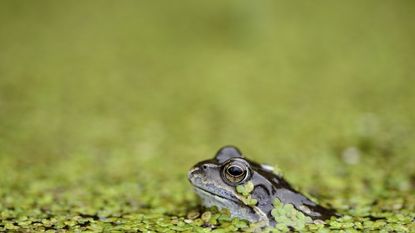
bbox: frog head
[188,146,270,224]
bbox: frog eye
[222,161,249,184]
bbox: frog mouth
[192,186,242,205]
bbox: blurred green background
[0,1,414,232]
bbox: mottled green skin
[188,146,337,226]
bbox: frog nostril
[202,165,207,170]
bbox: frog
[188,145,337,227]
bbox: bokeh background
[0,1,414,231]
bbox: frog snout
[187,166,200,181]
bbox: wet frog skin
[188,146,337,226]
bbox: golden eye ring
[222,160,249,185]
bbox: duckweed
[236,181,255,196]
[236,181,258,206]
[1,1,415,232]
[271,199,313,230]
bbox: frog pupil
[228,165,244,177]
